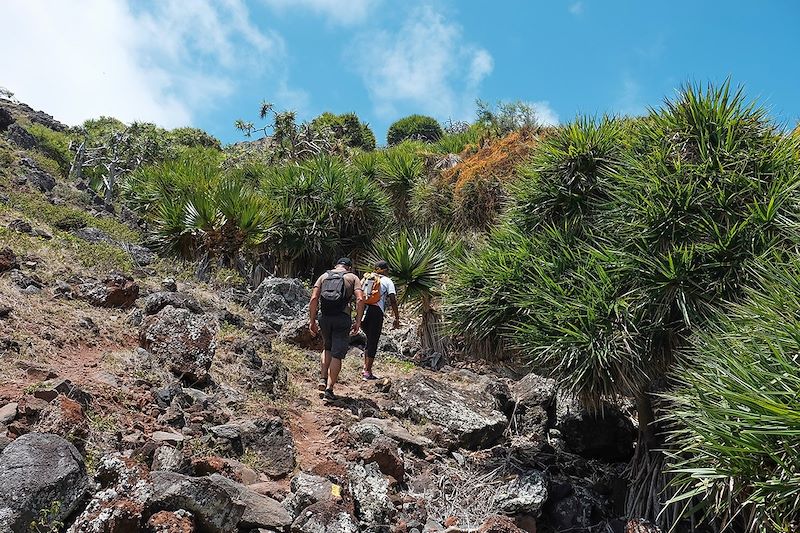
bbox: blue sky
[2,1,799,146]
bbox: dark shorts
[319,312,351,359]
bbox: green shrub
[377,141,425,220]
[310,112,376,151]
[25,123,73,176]
[666,259,800,532]
[387,115,443,145]
[168,127,221,150]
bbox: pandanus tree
[665,258,800,532]
[122,151,273,279]
[446,82,800,528]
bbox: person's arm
[389,293,400,328]
[309,286,320,335]
[351,276,365,335]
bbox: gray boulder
[284,472,333,518]
[277,316,323,350]
[139,305,218,386]
[7,123,37,149]
[145,470,245,532]
[390,374,507,450]
[211,474,293,530]
[17,156,56,192]
[348,462,393,527]
[142,291,203,316]
[209,417,296,478]
[247,277,309,330]
[0,433,89,533]
[495,471,548,515]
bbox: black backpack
[320,270,348,314]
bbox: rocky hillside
[0,100,651,533]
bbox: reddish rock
[364,436,405,481]
[478,515,529,533]
[77,273,139,308]
[0,247,18,273]
[146,510,195,532]
[191,456,225,476]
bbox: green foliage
[431,126,482,155]
[665,259,800,532]
[126,153,271,270]
[387,114,443,146]
[25,123,72,176]
[378,141,426,221]
[310,111,376,151]
[28,500,63,533]
[168,127,221,150]
[510,116,626,233]
[261,154,391,276]
[476,99,541,137]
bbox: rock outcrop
[0,433,89,533]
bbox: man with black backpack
[309,257,364,401]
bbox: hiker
[309,257,364,401]
[360,260,400,380]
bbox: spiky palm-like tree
[378,141,426,222]
[665,258,800,532]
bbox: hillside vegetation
[0,84,798,532]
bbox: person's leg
[320,350,331,390]
[363,307,383,376]
[319,317,333,391]
[326,313,352,396]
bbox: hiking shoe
[318,380,327,391]
[323,388,337,401]
[362,371,378,381]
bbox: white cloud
[569,2,585,15]
[616,75,647,116]
[262,0,379,26]
[530,101,560,126]
[349,5,493,121]
[0,0,284,128]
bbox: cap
[336,257,353,267]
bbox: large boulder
[390,374,507,450]
[7,123,37,149]
[142,292,204,316]
[495,471,548,516]
[284,472,334,518]
[0,433,89,533]
[210,474,293,530]
[348,462,394,527]
[247,277,309,330]
[555,394,636,461]
[276,316,323,350]
[76,273,140,308]
[139,306,218,386]
[208,417,296,478]
[145,471,245,533]
[17,156,56,192]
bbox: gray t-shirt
[314,270,362,315]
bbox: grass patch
[6,190,140,242]
[25,122,73,177]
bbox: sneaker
[318,379,327,391]
[362,371,378,381]
[323,388,337,401]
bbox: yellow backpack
[362,272,383,305]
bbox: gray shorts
[319,312,351,359]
